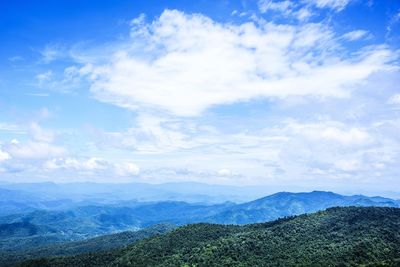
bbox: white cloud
[39,44,63,63]
[27,93,50,97]
[0,122,63,160]
[101,114,195,152]
[11,139,19,144]
[6,141,66,159]
[44,157,139,177]
[388,94,400,105]
[257,0,351,20]
[114,162,140,176]
[257,1,313,21]
[218,168,233,176]
[320,128,371,146]
[35,65,85,93]
[258,0,294,14]
[44,157,108,171]
[284,121,373,146]
[30,123,55,143]
[296,7,313,21]
[36,71,53,85]
[334,159,361,171]
[305,0,351,11]
[342,30,370,41]
[77,10,394,116]
[0,123,25,134]
[0,150,10,162]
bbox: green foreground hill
[18,207,400,267]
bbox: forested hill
[0,223,176,266]
[18,206,400,267]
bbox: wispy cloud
[39,44,65,63]
[26,93,50,97]
[388,93,400,105]
[43,157,140,177]
[305,0,352,11]
[36,70,53,85]
[8,56,24,62]
[342,30,370,41]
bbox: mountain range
[15,207,400,266]
[0,189,399,266]
[2,182,399,216]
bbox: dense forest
[14,206,400,267]
[0,224,175,265]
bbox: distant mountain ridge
[0,190,398,260]
[208,190,400,224]
[2,182,398,216]
[0,182,275,210]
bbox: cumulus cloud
[0,122,65,160]
[75,10,395,116]
[114,162,140,176]
[44,157,140,177]
[6,141,66,159]
[44,157,108,171]
[0,150,10,161]
[100,114,196,152]
[286,121,373,146]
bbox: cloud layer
[1,4,399,194]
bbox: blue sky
[0,0,400,195]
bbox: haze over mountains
[2,182,400,216]
[4,207,400,266]
[1,181,399,265]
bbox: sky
[0,0,399,194]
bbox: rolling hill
[0,191,398,254]
[17,206,400,266]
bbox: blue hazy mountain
[0,201,234,255]
[2,182,399,217]
[207,191,400,224]
[0,182,275,216]
[0,181,283,202]
[0,190,398,256]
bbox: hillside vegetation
[0,224,175,266]
[1,191,397,252]
[17,207,400,267]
